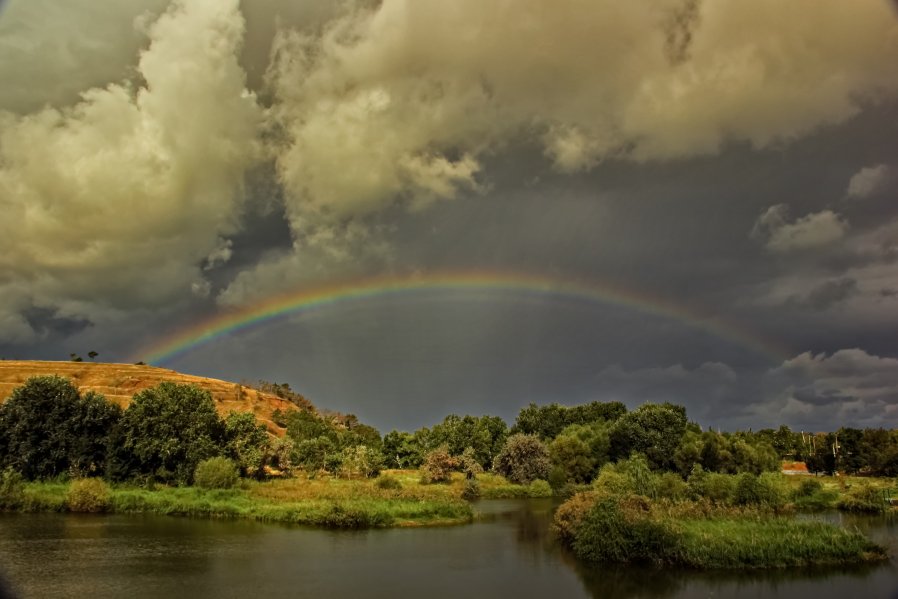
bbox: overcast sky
[1,0,897,432]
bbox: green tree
[609,403,687,471]
[382,430,423,469]
[493,433,551,484]
[119,383,225,485]
[0,376,120,479]
[224,411,270,478]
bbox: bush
[375,475,402,490]
[461,479,482,501]
[420,446,457,484]
[492,434,551,485]
[548,466,568,491]
[0,469,25,509]
[194,457,239,490]
[570,494,679,564]
[459,447,483,480]
[794,478,823,498]
[837,483,886,514]
[552,491,598,544]
[528,479,553,498]
[66,478,111,513]
[657,472,688,501]
[756,472,787,511]
[734,472,762,506]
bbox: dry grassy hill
[0,360,300,435]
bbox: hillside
[0,360,300,434]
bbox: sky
[1,0,897,433]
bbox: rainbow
[137,270,790,365]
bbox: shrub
[527,478,552,498]
[459,447,483,480]
[570,494,679,564]
[0,469,25,509]
[548,466,568,491]
[339,445,383,479]
[734,472,762,506]
[528,479,553,498]
[617,454,658,498]
[756,472,787,511]
[794,478,823,498]
[420,446,457,483]
[461,479,482,501]
[492,434,551,485]
[375,475,402,490]
[593,464,633,495]
[552,491,599,544]
[66,478,111,513]
[657,472,688,501]
[194,457,239,490]
[837,483,886,514]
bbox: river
[1,500,897,598]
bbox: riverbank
[554,491,889,569]
[0,469,551,528]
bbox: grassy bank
[0,471,490,528]
[554,492,888,569]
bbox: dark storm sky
[1,0,897,432]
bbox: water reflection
[0,505,896,599]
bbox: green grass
[555,491,888,569]
[673,517,886,568]
[4,475,474,528]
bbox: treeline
[279,400,783,489]
[0,376,290,485]
[3,375,897,489]
[752,426,898,476]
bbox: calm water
[1,501,897,599]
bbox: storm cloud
[1,0,898,430]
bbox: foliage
[293,436,338,473]
[458,447,483,479]
[118,383,225,485]
[420,446,457,483]
[837,482,886,514]
[0,376,121,479]
[339,445,383,479]
[528,479,553,498]
[382,430,423,469]
[224,411,271,478]
[549,423,610,483]
[609,403,687,471]
[492,434,551,485]
[375,475,402,490]
[554,491,887,568]
[513,401,626,440]
[461,479,481,501]
[0,469,25,509]
[194,457,239,490]
[66,478,111,512]
[569,494,679,564]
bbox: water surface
[1,501,897,598]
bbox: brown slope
[0,360,301,435]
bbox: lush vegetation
[552,456,888,568]
[1,374,896,547]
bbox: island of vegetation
[0,365,895,570]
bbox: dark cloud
[2,1,898,431]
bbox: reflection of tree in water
[563,551,886,599]
[565,557,684,599]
